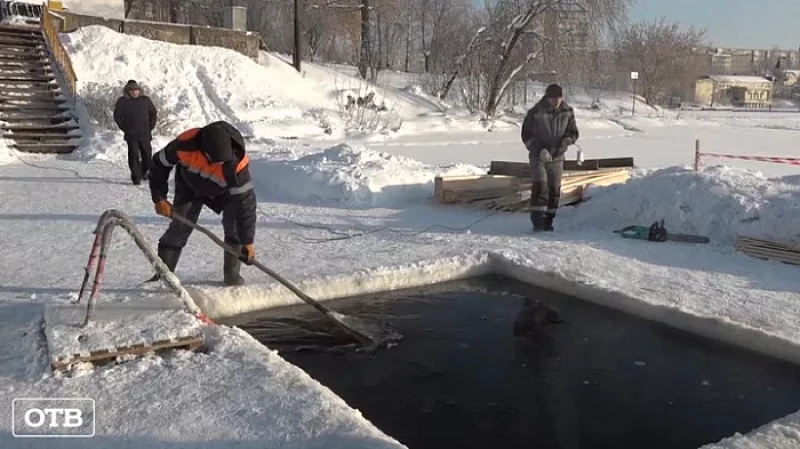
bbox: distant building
[702,47,800,75]
[58,0,124,19]
[776,69,800,87]
[540,1,590,71]
[694,75,774,107]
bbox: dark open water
[224,276,800,449]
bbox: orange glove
[241,243,255,264]
[154,199,173,218]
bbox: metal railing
[39,4,77,96]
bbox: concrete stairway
[0,24,81,154]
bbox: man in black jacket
[147,121,257,286]
[113,80,157,185]
[521,84,579,232]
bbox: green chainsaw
[613,219,710,244]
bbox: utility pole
[293,0,302,72]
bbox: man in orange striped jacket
[147,121,257,286]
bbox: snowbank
[0,137,13,165]
[250,144,483,206]
[562,166,800,244]
[62,26,337,139]
[701,410,800,448]
[191,252,493,319]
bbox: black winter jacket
[113,94,157,140]
[521,98,579,160]
[149,121,257,244]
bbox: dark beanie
[125,79,141,91]
[545,84,563,98]
[200,122,233,163]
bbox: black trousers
[528,154,564,222]
[126,138,153,181]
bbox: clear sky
[628,0,800,49]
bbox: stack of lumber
[433,157,634,212]
[735,236,800,266]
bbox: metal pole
[694,139,701,171]
[632,79,636,115]
[293,0,301,72]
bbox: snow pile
[62,26,337,139]
[563,166,800,243]
[702,410,800,448]
[250,144,483,206]
[0,137,13,165]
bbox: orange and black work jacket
[149,122,257,244]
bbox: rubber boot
[146,244,182,282]
[544,214,555,232]
[531,213,547,233]
[223,244,245,287]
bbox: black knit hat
[200,122,233,163]
[124,80,141,92]
[544,84,563,98]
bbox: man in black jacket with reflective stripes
[147,121,257,286]
[521,84,579,232]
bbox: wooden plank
[561,170,630,191]
[12,143,78,154]
[0,103,68,111]
[735,236,800,266]
[2,125,78,133]
[488,161,529,177]
[51,334,204,372]
[735,243,800,259]
[4,132,75,139]
[736,247,800,266]
[442,183,531,203]
[434,175,521,202]
[433,165,630,212]
[489,158,635,177]
[736,236,800,252]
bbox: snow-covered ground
[1,24,800,448]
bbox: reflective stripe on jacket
[150,126,253,202]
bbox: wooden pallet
[44,302,206,372]
[51,333,204,372]
[735,236,800,266]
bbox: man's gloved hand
[539,148,553,162]
[154,199,173,218]
[241,243,255,264]
[561,137,574,148]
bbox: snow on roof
[707,75,773,84]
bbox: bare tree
[478,0,628,117]
[752,46,784,76]
[580,49,615,107]
[437,26,485,99]
[614,17,707,105]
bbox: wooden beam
[489,158,635,177]
[735,236,800,266]
[434,175,521,202]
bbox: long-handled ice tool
[170,212,400,349]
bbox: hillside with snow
[2,19,800,449]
